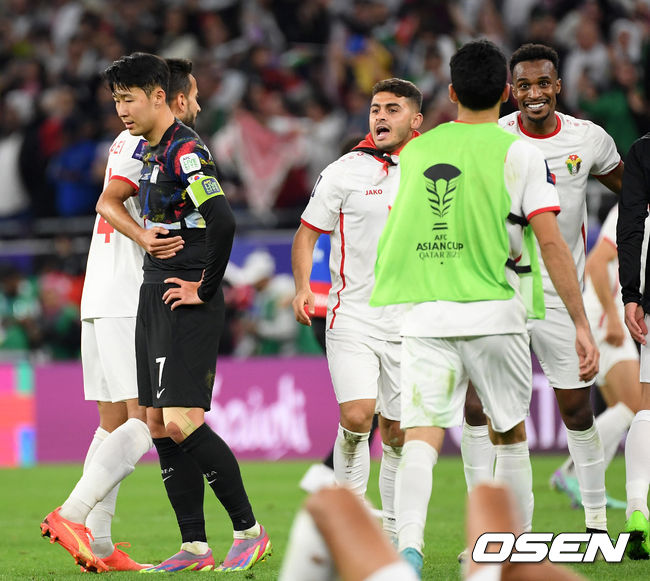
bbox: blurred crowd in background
[1,0,650,360]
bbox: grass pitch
[0,455,643,580]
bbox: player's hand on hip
[292,289,314,326]
[163,278,203,310]
[604,316,626,347]
[575,325,599,382]
[143,227,184,259]
[624,302,647,345]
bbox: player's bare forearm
[96,180,183,257]
[291,225,320,325]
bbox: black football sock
[180,423,256,531]
[153,436,206,543]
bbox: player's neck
[456,101,500,124]
[519,112,558,136]
[144,108,176,147]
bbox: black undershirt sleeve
[196,194,236,303]
[617,135,650,307]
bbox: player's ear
[556,77,562,95]
[153,87,166,108]
[448,84,458,104]
[501,83,510,103]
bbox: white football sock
[560,403,633,478]
[61,418,153,524]
[625,410,650,519]
[595,403,634,468]
[494,441,534,531]
[279,509,335,581]
[379,443,402,538]
[461,422,495,492]
[566,422,607,530]
[395,440,437,553]
[333,425,370,497]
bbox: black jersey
[139,120,235,302]
[618,133,650,312]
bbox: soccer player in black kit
[104,53,271,572]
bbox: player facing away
[104,52,269,572]
[39,58,200,573]
[291,78,423,540]
[461,42,623,537]
[370,39,598,576]
[617,132,650,559]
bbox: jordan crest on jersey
[565,154,582,176]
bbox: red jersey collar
[516,112,561,139]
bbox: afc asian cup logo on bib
[565,154,582,176]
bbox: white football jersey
[301,150,403,340]
[80,130,147,320]
[583,204,649,327]
[499,111,621,307]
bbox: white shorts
[528,307,594,389]
[365,561,420,581]
[81,317,138,402]
[592,316,639,384]
[401,334,531,433]
[326,328,401,421]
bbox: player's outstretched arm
[96,179,184,258]
[291,224,320,326]
[585,239,625,346]
[529,211,599,382]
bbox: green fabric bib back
[371,122,523,307]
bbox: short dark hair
[450,40,507,111]
[372,78,423,112]
[509,43,559,76]
[166,58,193,102]
[104,52,169,96]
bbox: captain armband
[185,173,224,207]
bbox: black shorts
[136,272,225,410]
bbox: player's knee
[381,419,404,447]
[163,407,199,442]
[560,405,594,431]
[464,399,487,425]
[340,408,374,433]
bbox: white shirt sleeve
[588,122,621,176]
[505,140,560,219]
[109,136,147,189]
[300,164,347,233]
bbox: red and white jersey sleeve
[499,111,621,307]
[80,131,147,320]
[300,151,403,340]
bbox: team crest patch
[565,154,582,176]
[180,153,202,174]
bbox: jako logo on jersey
[566,154,582,175]
[472,532,629,564]
[424,163,461,231]
[365,188,383,195]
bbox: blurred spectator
[36,270,81,360]
[232,249,299,357]
[47,115,100,216]
[0,264,41,354]
[579,59,650,157]
[0,99,30,220]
